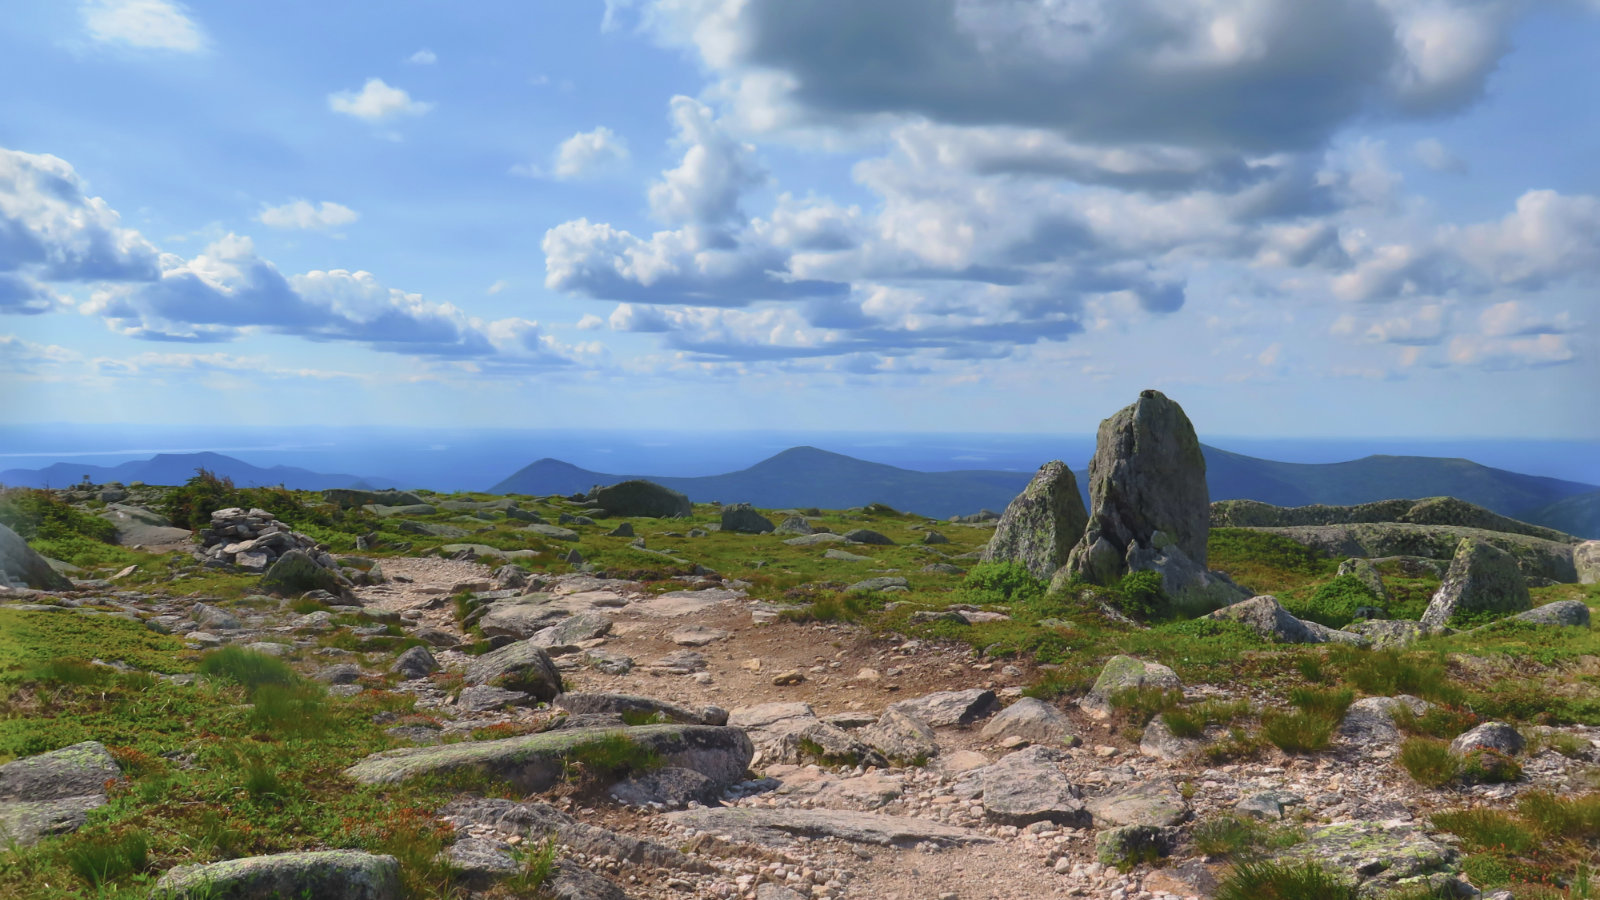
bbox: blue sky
[1,0,1597,439]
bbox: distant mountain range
[491,445,1600,535]
[5,445,1596,537]
[0,451,393,492]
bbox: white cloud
[647,97,765,229]
[552,127,630,179]
[82,0,206,52]
[257,199,360,231]
[328,78,434,122]
[1448,332,1576,369]
[486,280,508,295]
[406,48,437,65]
[1449,189,1600,288]
[0,147,161,289]
[1478,300,1575,337]
[1414,138,1466,174]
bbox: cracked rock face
[1068,389,1203,586]
[1421,537,1531,627]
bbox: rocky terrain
[1,392,1597,900]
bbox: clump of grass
[508,834,558,893]
[1163,698,1252,739]
[24,658,115,687]
[1192,813,1302,859]
[1216,860,1359,900]
[1331,646,1464,706]
[1517,790,1600,839]
[1260,710,1337,754]
[1287,686,1354,720]
[1109,685,1185,727]
[1398,737,1459,787]
[248,683,329,737]
[562,733,662,785]
[198,646,296,694]
[1524,729,1590,758]
[1202,727,1265,764]
[779,593,870,624]
[1431,808,1536,855]
[1392,704,1479,739]
[1459,749,1522,785]
[61,830,149,888]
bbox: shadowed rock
[981,460,1087,579]
[0,522,72,591]
[665,806,995,848]
[587,480,692,518]
[1080,656,1180,719]
[721,503,775,534]
[464,640,564,700]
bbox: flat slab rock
[0,740,122,847]
[886,688,998,727]
[345,724,752,793]
[667,806,996,848]
[1282,820,1459,886]
[152,850,400,900]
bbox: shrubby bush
[1288,575,1380,629]
[0,489,117,543]
[960,561,1046,606]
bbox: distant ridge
[0,452,394,492]
[491,444,1599,530]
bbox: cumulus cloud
[328,78,434,121]
[1448,190,1600,288]
[1448,332,1576,369]
[622,0,1522,152]
[257,199,360,230]
[407,48,437,65]
[553,127,630,179]
[0,148,160,290]
[648,97,766,230]
[1477,300,1576,337]
[82,0,206,52]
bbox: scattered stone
[980,697,1078,746]
[651,650,708,675]
[1087,779,1189,827]
[1450,721,1525,758]
[668,624,728,646]
[1338,696,1431,746]
[888,689,998,727]
[390,646,438,680]
[782,533,849,546]
[587,480,693,518]
[1080,656,1181,719]
[1284,821,1458,888]
[1095,825,1176,867]
[584,649,634,675]
[846,576,909,593]
[921,563,966,575]
[262,549,346,598]
[1578,541,1600,585]
[606,522,634,537]
[464,640,564,701]
[843,529,894,545]
[1206,594,1365,644]
[979,746,1088,826]
[532,613,614,650]
[824,549,873,562]
[860,708,941,763]
[314,663,363,685]
[981,460,1089,579]
[771,670,805,686]
[455,685,532,713]
[774,516,813,536]
[923,531,950,545]
[1138,717,1203,761]
[1421,537,1531,627]
[525,523,581,542]
[722,503,776,534]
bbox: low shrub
[960,561,1047,606]
[1288,575,1380,629]
[0,489,117,544]
[1163,698,1252,739]
[1109,685,1185,727]
[1111,570,1169,620]
[1192,813,1301,859]
[1398,737,1459,787]
[1517,790,1600,839]
[61,830,149,888]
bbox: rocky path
[342,560,1600,900]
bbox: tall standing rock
[981,461,1088,580]
[1421,538,1531,627]
[1065,391,1200,571]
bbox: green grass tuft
[1216,860,1359,900]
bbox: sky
[1,0,1597,440]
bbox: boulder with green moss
[1212,496,1578,543]
[981,460,1087,579]
[1245,522,1578,583]
[1421,537,1531,627]
[344,724,753,793]
[151,850,399,900]
[1079,655,1181,719]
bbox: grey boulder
[153,851,399,900]
[1421,537,1531,628]
[721,503,775,534]
[979,697,1078,746]
[464,640,564,701]
[0,522,71,591]
[981,460,1088,580]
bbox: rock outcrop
[1239,523,1578,583]
[1212,496,1578,544]
[721,503,775,534]
[0,522,72,591]
[586,480,692,518]
[981,460,1088,579]
[1578,540,1600,584]
[1080,656,1180,719]
[1421,537,1531,627]
[0,741,123,847]
[1063,390,1244,609]
[1206,595,1367,645]
[152,850,400,900]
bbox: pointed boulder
[981,461,1087,580]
